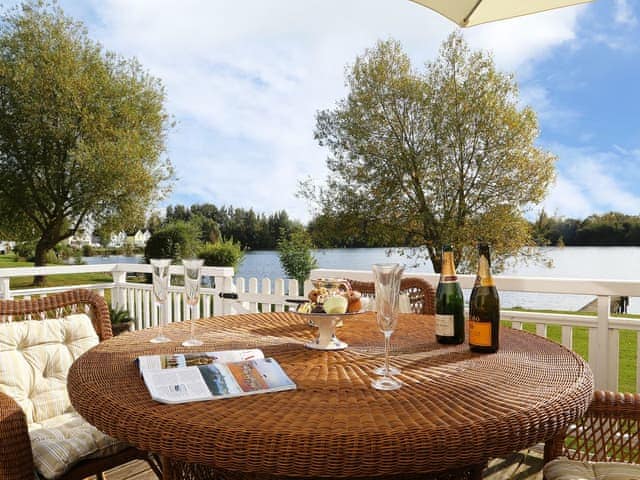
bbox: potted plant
[109,306,134,336]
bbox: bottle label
[469,318,492,347]
[435,314,454,336]
[440,275,458,283]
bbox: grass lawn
[504,308,639,393]
[0,254,113,289]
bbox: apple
[323,295,348,314]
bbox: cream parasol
[409,0,593,27]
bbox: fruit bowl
[295,311,363,351]
[296,278,364,351]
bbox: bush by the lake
[13,241,34,261]
[277,229,318,294]
[198,239,244,268]
[144,221,200,262]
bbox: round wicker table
[68,312,593,480]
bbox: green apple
[323,295,348,314]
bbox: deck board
[97,449,543,480]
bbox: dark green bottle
[469,243,500,353]
[435,245,465,344]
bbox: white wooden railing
[313,268,640,393]
[1,264,639,393]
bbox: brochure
[138,349,296,404]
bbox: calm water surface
[82,247,640,313]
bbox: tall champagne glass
[371,263,404,391]
[182,258,204,347]
[150,259,172,343]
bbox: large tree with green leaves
[0,1,172,280]
[303,33,555,272]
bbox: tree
[303,33,555,272]
[277,229,318,295]
[0,2,172,283]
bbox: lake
[80,247,640,313]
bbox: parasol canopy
[409,0,593,27]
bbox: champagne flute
[182,258,204,347]
[150,258,172,343]
[371,263,404,391]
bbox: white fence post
[593,295,611,391]
[0,277,11,300]
[111,268,127,310]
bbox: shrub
[54,243,74,260]
[198,239,244,269]
[109,306,134,325]
[71,251,86,265]
[82,244,95,256]
[144,221,200,262]
[277,229,318,294]
[13,241,35,260]
[45,250,62,264]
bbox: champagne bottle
[435,245,464,344]
[469,243,500,353]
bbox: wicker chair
[543,390,640,479]
[347,277,436,315]
[0,289,160,480]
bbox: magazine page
[141,357,296,404]
[203,358,297,397]
[138,349,263,372]
[142,367,213,404]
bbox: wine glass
[150,258,172,343]
[182,258,204,347]
[371,263,404,391]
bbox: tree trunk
[428,246,442,274]
[33,240,53,287]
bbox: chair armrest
[544,390,640,464]
[0,392,34,480]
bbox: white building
[67,230,97,247]
[108,231,128,248]
[133,230,152,248]
[0,240,15,254]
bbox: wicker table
[68,312,593,480]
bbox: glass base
[150,335,171,343]
[373,365,400,376]
[182,338,203,347]
[371,376,402,391]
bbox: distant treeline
[160,204,303,250]
[155,206,640,250]
[532,211,640,246]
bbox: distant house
[67,230,96,247]
[0,240,15,255]
[133,229,151,248]
[108,231,127,248]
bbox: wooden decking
[100,448,544,480]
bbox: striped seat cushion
[544,457,640,480]
[29,412,127,479]
[0,314,98,425]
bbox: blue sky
[5,0,640,222]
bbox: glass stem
[160,301,167,333]
[190,304,196,339]
[384,331,392,378]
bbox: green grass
[0,254,112,289]
[503,308,639,393]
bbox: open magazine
[138,349,296,404]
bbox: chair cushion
[29,412,127,479]
[544,457,640,480]
[0,314,98,425]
